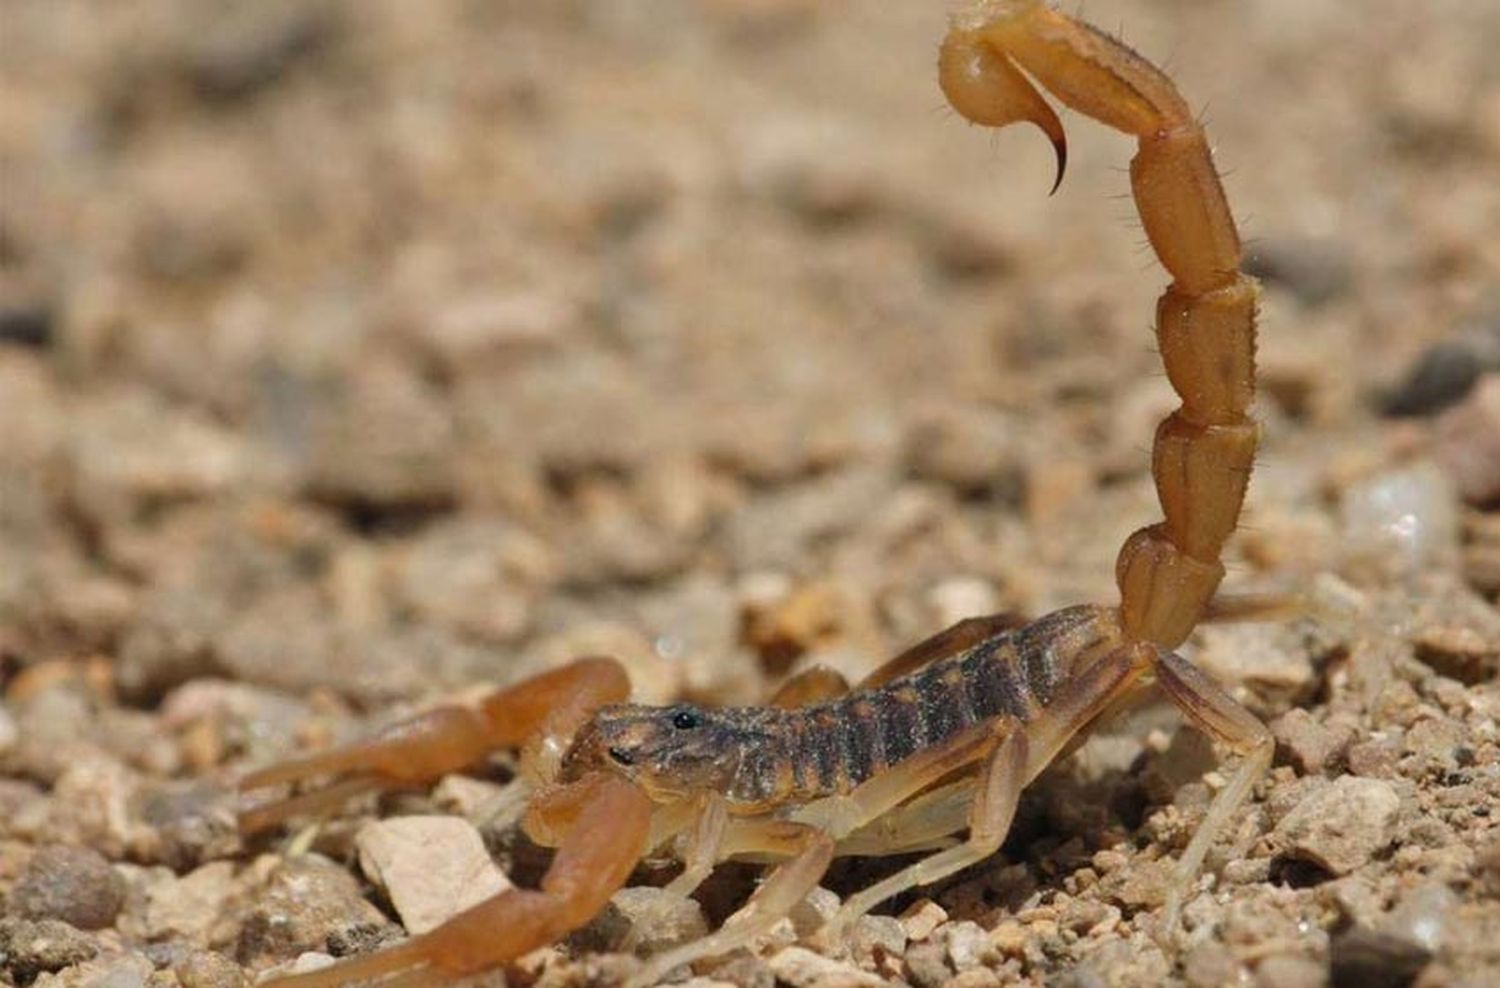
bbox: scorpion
[240,2,1273,985]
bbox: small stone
[848,914,906,972]
[572,887,707,958]
[1107,857,1174,911]
[1272,709,1350,774]
[0,917,99,982]
[1341,463,1461,578]
[898,899,949,942]
[1435,375,1500,506]
[1273,777,1400,876]
[144,861,237,943]
[1184,941,1239,988]
[988,919,1027,957]
[1329,927,1429,988]
[1254,953,1326,988]
[174,951,250,988]
[766,945,883,988]
[1383,882,1459,954]
[355,816,510,935]
[943,921,992,972]
[901,938,952,988]
[9,845,124,931]
[236,855,398,968]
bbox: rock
[356,816,510,935]
[897,899,949,942]
[236,855,398,968]
[901,938,952,988]
[1244,236,1352,307]
[144,861,237,943]
[1341,463,1461,578]
[174,951,250,988]
[1329,927,1429,988]
[1254,953,1326,988]
[130,778,241,871]
[848,915,906,972]
[1383,882,1459,955]
[0,917,99,982]
[9,845,124,931]
[942,921,993,972]
[1272,708,1352,774]
[572,887,708,958]
[767,945,884,988]
[1273,777,1400,877]
[1194,622,1318,716]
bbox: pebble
[143,861,237,943]
[897,899,949,942]
[9,845,124,931]
[235,854,398,968]
[1273,777,1400,876]
[1272,708,1352,774]
[0,917,99,982]
[355,815,510,935]
[942,921,993,972]
[174,950,250,988]
[1254,953,1327,988]
[1341,463,1460,578]
[766,945,884,988]
[1382,882,1459,954]
[1329,927,1430,988]
[848,914,906,973]
[572,887,707,957]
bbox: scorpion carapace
[238,3,1273,986]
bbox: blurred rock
[143,861,237,943]
[572,887,708,958]
[1329,927,1429,988]
[1434,374,1500,506]
[1244,236,1353,307]
[1341,462,1460,578]
[9,845,124,931]
[0,917,99,982]
[767,945,883,988]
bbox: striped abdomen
[727,604,1118,806]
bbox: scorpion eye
[671,710,700,731]
[608,746,634,767]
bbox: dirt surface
[3,1,1499,987]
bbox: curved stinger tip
[1048,131,1068,196]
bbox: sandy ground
[2,1,1499,986]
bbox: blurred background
[1,0,1498,981]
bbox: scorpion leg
[767,666,852,708]
[769,610,1025,708]
[857,611,1024,690]
[240,657,629,833]
[1152,649,1273,943]
[827,731,1027,938]
[628,820,836,988]
[663,792,731,896]
[258,771,652,988]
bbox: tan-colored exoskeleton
[239,3,1272,985]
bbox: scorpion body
[238,3,1280,986]
[580,605,1112,811]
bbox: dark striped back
[781,604,1115,798]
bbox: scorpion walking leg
[240,657,629,832]
[768,666,852,708]
[829,731,1027,937]
[1152,649,1273,941]
[859,611,1024,689]
[259,772,652,988]
[628,821,836,988]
